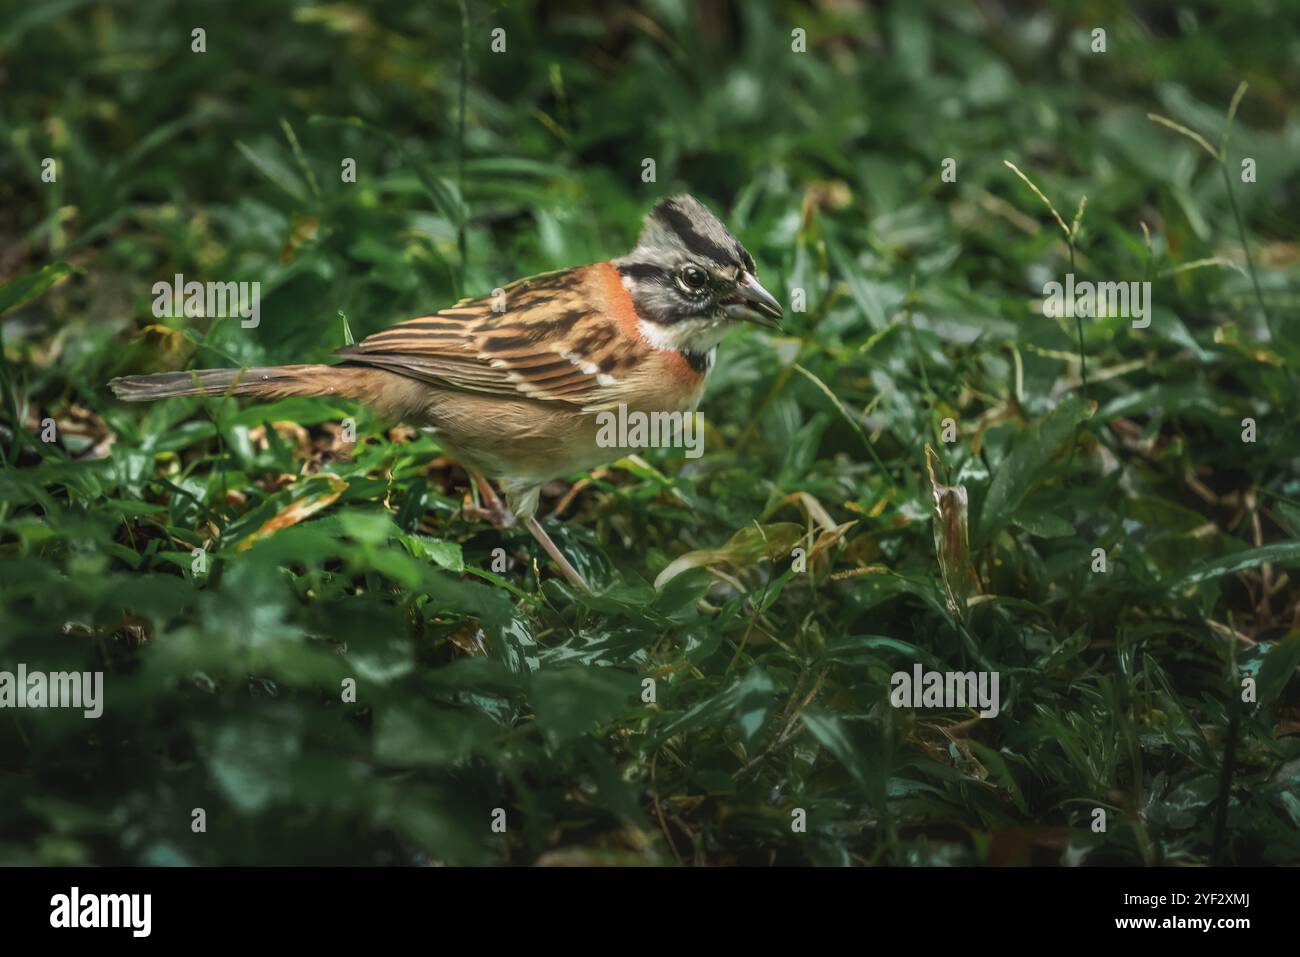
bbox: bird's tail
[110,364,348,402]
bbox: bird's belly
[422,387,705,483]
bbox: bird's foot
[462,498,517,529]
[463,472,517,528]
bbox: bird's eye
[679,265,708,290]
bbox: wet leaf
[654,522,803,589]
[234,474,347,551]
[977,395,1094,543]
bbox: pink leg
[523,516,591,593]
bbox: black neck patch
[681,349,714,375]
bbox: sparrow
[110,194,783,592]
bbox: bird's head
[614,194,782,354]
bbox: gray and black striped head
[614,194,782,353]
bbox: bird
[110,194,783,592]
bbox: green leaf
[655,668,775,745]
[825,234,886,328]
[308,115,466,225]
[1011,511,1075,538]
[207,717,299,813]
[1173,541,1300,590]
[977,395,1095,543]
[802,711,873,793]
[229,397,351,427]
[235,140,307,202]
[733,668,776,745]
[655,522,803,589]
[401,533,464,572]
[965,741,1029,813]
[793,363,888,472]
[1257,631,1300,706]
[374,703,497,766]
[0,262,73,315]
[530,666,637,746]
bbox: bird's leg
[463,472,589,592]
[463,469,516,528]
[523,516,591,594]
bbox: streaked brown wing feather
[334,265,620,404]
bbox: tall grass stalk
[1003,161,1088,395]
[1149,83,1278,348]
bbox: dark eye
[679,265,708,290]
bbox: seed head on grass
[1002,160,1071,240]
[1003,160,1089,392]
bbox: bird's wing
[334,265,631,405]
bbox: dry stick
[649,752,685,865]
[548,476,592,518]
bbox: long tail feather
[109,364,334,402]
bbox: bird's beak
[726,272,783,330]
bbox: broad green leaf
[374,703,498,766]
[1173,541,1300,590]
[530,666,638,746]
[235,140,307,202]
[655,667,775,745]
[802,711,872,793]
[825,234,886,328]
[401,533,465,572]
[977,395,1095,543]
[1257,631,1300,706]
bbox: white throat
[636,314,730,355]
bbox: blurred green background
[1,0,1299,865]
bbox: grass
[1,0,1298,866]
